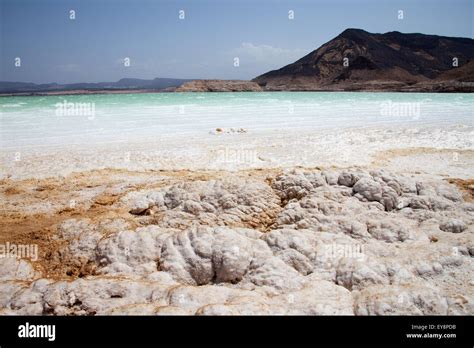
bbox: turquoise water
[1,92,473,148]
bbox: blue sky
[1,0,472,83]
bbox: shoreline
[2,124,473,180]
[2,86,474,97]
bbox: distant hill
[0,77,191,94]
[175,80,262,92]
[253,29,474,92]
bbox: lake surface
[1,92,473,149]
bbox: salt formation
[1,169,472,315]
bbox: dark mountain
[0,77,191,94]
[253,29,474,91]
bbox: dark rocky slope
[253,29,474,92]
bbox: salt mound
[1,169,472,315]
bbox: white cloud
[232,42,309,66]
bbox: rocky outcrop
[175,80,263,92]
[0,169,472,315]
[253,29,474,92]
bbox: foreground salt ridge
[1,168,472,315]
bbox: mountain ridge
[0,77,192,94]
[253,29,474,92]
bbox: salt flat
[1,92,473,179]
[0,92,472,315]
